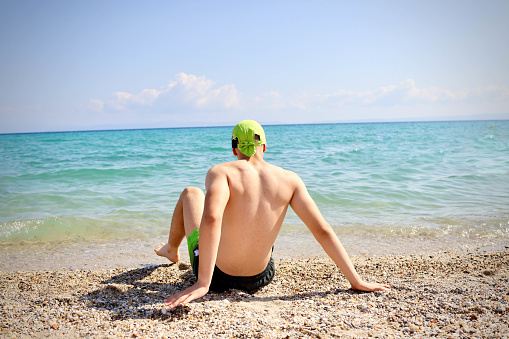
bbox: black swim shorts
[192,251,275,293]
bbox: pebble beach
[1,248,508,338]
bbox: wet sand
[1,233,507,272]
[1,247,508,338]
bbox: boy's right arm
[164,166,230,308]
[289,173,389,292]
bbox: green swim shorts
[187,228,200,269]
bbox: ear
[232,148,238,156]
[262,144,267,152]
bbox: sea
[1,121,508,270]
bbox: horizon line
[1,118,508,136]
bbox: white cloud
[109,88,162,110]
[106,73,240,112]
[87,99,104,112]
[81,76,509,129]
[253,91,286,110]
[100,76,509,115]
[316,79,509,108]
[164,73,240,109]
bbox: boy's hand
[164,283,209,309]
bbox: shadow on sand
[81,263,363,321]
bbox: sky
[1,0,508,133]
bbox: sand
[1,248,508,338]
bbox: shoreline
[0,234,508,272]
[1,248,508,338]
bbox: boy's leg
[155,187,205,262]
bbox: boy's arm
[164,166,230,308]
[289,174,389,292]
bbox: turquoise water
[1,121,508,246]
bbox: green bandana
[232,120,266,157]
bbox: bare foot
[154,243,180,263]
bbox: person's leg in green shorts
[186,228,199,274]
[155,187,204,264]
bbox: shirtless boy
[155,120,389,308]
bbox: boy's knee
[181,186,204,199]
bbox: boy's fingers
[167,298,183,308]
[164,293,183,307]
[165,291,195,308]
[163,285,208,308]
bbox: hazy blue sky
[1,0,508,133]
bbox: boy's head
[232,120,266,157]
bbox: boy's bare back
[211,158,298,276]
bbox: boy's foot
[154,243,180,263]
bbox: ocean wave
[281,218,509,239]
[0,216,170,244]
